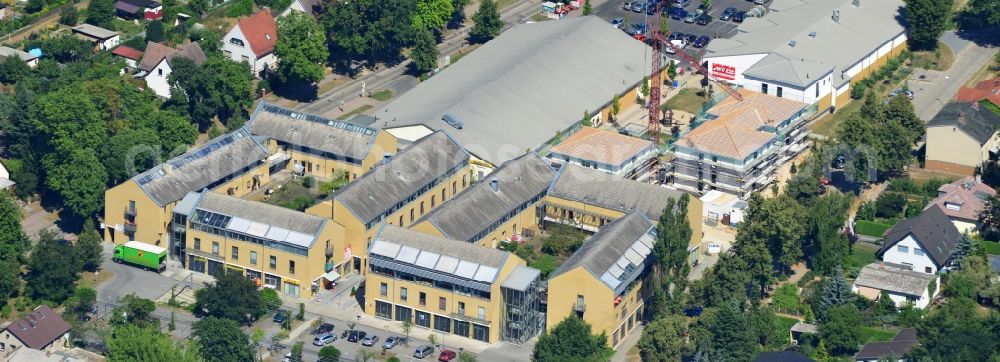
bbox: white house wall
[881,235,939,274]
[145,58,172,98]
[223,26,262,75]
[703,53,768,86]
[100,36,121,51]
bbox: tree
[910,297,999,361]
[86,0,116,29]
[611,93,621,120]
[68,287,98,316]
[193,317,255,362]
[883,95,923,143]
[146,20,165,43]
[187,0,209,15]
[110,294,159,329]
[650,195,693,315]
[0,191,30,261]
[101,128,162,185]
[77,221,104,272]
[806,193,852,274]
[638,315,689,361]
[44,147,108,217]
[169,312,176,331]
[155,110,197,154]
[0,255,20,300]
[903,0,954,50]
[820,304,863,356]
[40,34,94,63]
[449,0,471,27]
[582,0,592,15]
[318,346,341,362]
[701,0,712,10]
[640,76,650,99]
[413,0,453,31]
[469,0,502,43]
[815,340,831,362]
[106,324,201,362]
[771,284,800,313]
[980,195,1000,241]
[322,0,418,68]
[0,55,32,84]
[875,192,907,218]
[960,0,1000,28]
[168,57,254,128]
[814,268,855,322]
[532,315,611,362]
[951,232,983,269]
[411,29,439,74]
[26,230,82,303]
[276,12,329,85]
[667,60,677,80]
[194,269,265,324]
[59,7,80,26]
[581,110,592,127]
[943,255,993,299]
[689,303,755,361]
[290,342,304,362]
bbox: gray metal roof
[500,266,541,292]
[377,16,649,164]
[370,225,510,283]
[706,0,905,87]
[333,131,469,224]
[192,191,326,247]
[853,263,936,297]
[880,205,961,268]
[0,46,37,61]
[173,191,203,216]
[132,128,269,207]
[548,163,687,220]
[549,212,655,293]
[248,102,379,160]
[72,24,119,39]
[418,153,557,241]
[927,102,1000,144]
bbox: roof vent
[832,10,840,22]
[809,31,816,37]
[972,101,980,111]
[852,0,860,7]
[442,113,463,130]
[265,33,272,40]
[489,177,499,192]
[788,40,796,47]
[164,164,174,174]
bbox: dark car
[611,17,625,28]
[77,314,92,322]
[696,14,713,25]
[630,23,648,36]
[719,6,737,20]
[733,11,747,22]
[693,35,711,48]
[668,32,686,41]
[313,323,335,335]
[272,311,287,324]
[684,34,698,43]
[347,330,368,343]
[670,8,688,20]
[646,2,658,14]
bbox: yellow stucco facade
[926,125,997,175]
[409,206,541,249]
[546,265,649,348]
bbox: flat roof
[72,24,119,40]
[548,163,688,221]
[500,266,541,292]
[192,191,326,248]
[677,89,807,159]
[548,127,655,166]
[549,212,655,294]
[377,16,650,164]
[706,0,905,88]
[0,46,37,62]
[248,102,380,161]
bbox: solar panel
[607,263,624,278]
[246,222,269,237]
[600,272,621,289]
[226,217,252,233]
[631,240,651,256]
[265,226,290,241]
[454,260,479,279]
[415,251,440,269]
[369,240,401,258]
[396,246,420,264]
[434,255,459,274]
[284,231,314,247]
[623,248,644,265]
[473,266,498,282]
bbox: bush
[301,176,315,188]
[851,83,866,99]
[771,284,800,313]
[540,225,586,257]
[875,192,906,218]
[260,288,281,311]
[59,7,79,26]
[530,254,558,279]
[887,178,920,194]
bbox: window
[415,311,431,328]
[380,282,388,296]
[434,315,452,333]
[399,215,404,226]
[289,260,295,274]
[409,208,414,222]
[419,292,427,306]
[231,246,238,261]
[441,189,446,202]
[458,302,466,316]
[478,307,486,320]
[913,248,925,256]
[395,306,412,322]
[454,320,470,337]
[897,245,909,253]
[815,83,820,97]
[269,256,277,269]
[439,297,447,311]
[229,38,245,47]
[420,202,425,215]
[400,287,408,301]
[194,238,201,250]
[212,241,219,255]
[761,83,769,94]
[925,267,932,273]
[283,282,299,297]
[452,181,457,195]
[462,175,467,188]
[157,68,163,76]
[250,251,257,265]
[577,295,584,308]
[375,300,392,319]
[431,195,436,208]
[472,324,489,342]
[712,156,718,163]
[776,86,783,98]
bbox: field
[910,41,956,72]
[855,220,892,238]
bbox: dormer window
[945,202,961,211]
[265,33,271,40]
[229,38,245,47]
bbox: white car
[664,39,688,53]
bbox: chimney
[383,152,391,160]
[852,0,860,7]
[489,177,499,192]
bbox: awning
[323,270,341,281]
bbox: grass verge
[78,270,113,290]
[855,220,892,237]
[371,89,393,101]
[342,104,373,118]
[911,41,955,71]
[847,243,879,271]
[663,88,707,115]
[774,316,799,345]
[982,240,1000,256]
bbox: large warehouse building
[703,0,906,112]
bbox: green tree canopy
[100,128,162,185]
[0,191,30,261]
[44,147,108,217]
[411,29,439,74]
[194,269,265,324]
[0,56,32,85]
[26,230,82,303]
[903,0,954,50]
[910,297,1000,361]
[76,221,104,272]
[168,56,254,129]
[820,304,863,356]
[110,294,160,329]
[0,255,20,300]
[106,324,201,362]
[193,317,254,362]
[532,315,611,362]
[469,0,502,43]
[318,346,342,362]
[690,303,756,361]
[322,0,417,68]
[814,267,855,322]
[638,315,690,361]
[86,0,116,29]
[146,20,166,43]
[276,12,329,85]
[413,0,453,31]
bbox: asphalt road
[911,30,999,121]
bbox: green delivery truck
[113,241,167,272]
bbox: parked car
[438,350,458,362]
[347,330,367,343]
[669,32,686,41]
[671,8,688,19]
[360,335,380,347]
[684,33,698,43]
[283,352,292,362]
[383,336,403,349]
[312,333,336,346]
[77,314,92,322]
[696,14,713,25]
[414,345,435,359]
[631,1,646,12]
[693,35,711,48]
[673,0,690,8]
[646,2,658,14]
[684,9,702,22]
[272,311,286,324]
[719,6,737,20]
[733,11,747,22]
[611,17,625,28]
[664,39,688,53]
[623,1,633,10]
[888,88,915,99]
[630,23,648,36]
[312,323,335,335]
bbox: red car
[438,350,457,362]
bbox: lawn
[809,94,862,137]
[911,41,955,72]
[264,178,320,211]
[847,243,879,271]
[855,220,892,238]
[982,240,1000,256]
[860,326,898,344]
[773,315,799,345]
[342,104,373,118]
[663,88,707,115]
[371,89,394,101]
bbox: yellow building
[546,212,656,348]
[247,103,398,181]
[175,190,343,299]
[103,128,271,255]
[925,102,1000,175]
[410,153,557,248]
[365,225,543,344]
[306,131,472,277]
[542,163,704,264]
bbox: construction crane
[645,2,743,144]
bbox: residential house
[852,262,940,309]
[137,41,207,98]
[855,328,919,362]
[72,24,120,51]
[223,10,277,77]
[789,322,818,345]
[929,176,996,233]
[754,351,815,362]
[115,0,162,20]
[280,0,323,17]
[111,45,143,71]
[957,77,1000,108]
[0,46,38,68]
[0,306,71,359]
[0,159,13,190]
[878,204,961,274]
[925,102,1000,175]
[364,224,543,344]
[546,127,657,180]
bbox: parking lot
[276,325,462,362]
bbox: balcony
[573,303,586,313]
[124,206,136,220]
[123,222,137,235]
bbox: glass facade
[499,274,544,344]
[375,301,392,319]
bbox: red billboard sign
[711,63,736,80]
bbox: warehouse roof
[248,102,380,160]
[853,263,936,297]
[548,163,687,220]
[418,153,557,242]
[132,128,268,207]
[333,131,469,225]
[706,0,905,87]
[192,191,326,247]
[927,102,1000,144]
[678,89,807,159]
[370,225,511,283]
[378,16,649,164]
[549,212,655,294]
[548,127,655,167]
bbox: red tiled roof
[4,305,71,350]
[235,10,277,57]
[677,89,807,159]
[549,127,655,166]
[138,41,177,72]
[112,45,143,60]
[929,176,997,222]
[956,77,1000,108]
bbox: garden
[854,177,954,239]
[498,224,590,279]
[261,172,350,211]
